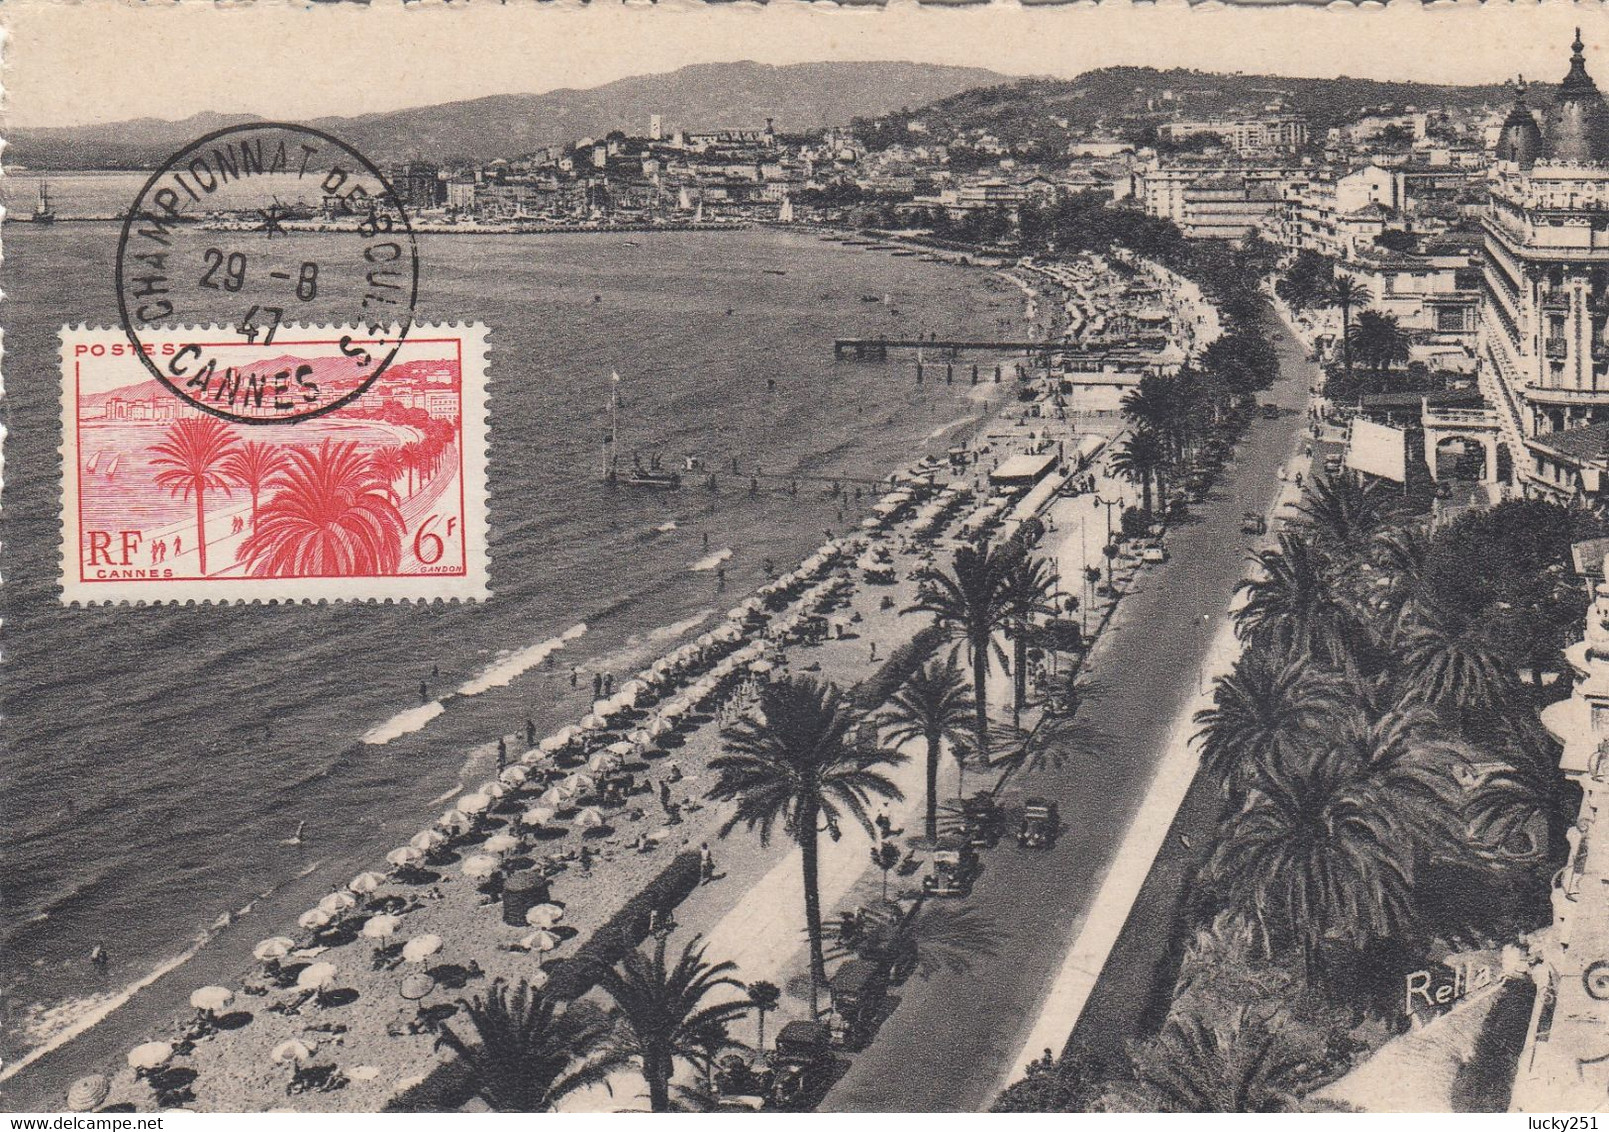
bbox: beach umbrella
[575,806,606,829]
[462,854,499,879]
[521,929,561,953]
[402,934,442,962]
[538,786,569,807]
[580,713,608,731]
[362,914,402,939]
[563,773,595,793]
[524,903,565,928]
[647,718,672,737]
[410,829,446,852]
[483,832,519,854]
[437,810,469,832]
[521,806,556,827]
[127,1042,172,1071]
[590,753,622,773]
[537,734,568,753]
[189,986,233,1013]
[254,937,295,961]
[527,968,550,991]
[752,659,775,674]
[67,1075,110,1113]
[297,961,338,990]
[620,679,649,697]
[606,740,634,756]
[399,973,436,1001]
[348,871,386,895]
[499,765,528,787]
[627,729,652,747]
[386,846,424,868]
[298,908,332,930]
[317,891,356,916]
[478,781,508,800]
[456,793,491,815]
[271,1040,315,1065]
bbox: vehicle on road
[1240,511,1266,535]
[1018,797,1060,849]
[715,1020,838,1110]
[922,838,980,898]
[960,793,1005,849]
[1261,402,1281,419]
[1324,454,1344,476]
[1140,544,1168,564]
[829,958,890,1049]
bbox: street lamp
[1091,492,1122,584]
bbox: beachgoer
[89,942,108,974]
[603,673,614,696]
[659,780,672,811]
[869,641,877,662]
[173,536,182,556]
[579,846,594,873]
[570,667,580,689]
[593,673,603,698]
[419,680,429,704]
[716,566,726,588]
[526,719,537,747]
[497,739,507,770]
[702,532,709,549]
[699,842,715,884]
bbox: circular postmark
[115,122,419,425]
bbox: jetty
[834,338,1069,361]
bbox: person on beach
[702,532,709,550]
[603,673,614,696]
[659,779,673,812]
[419,680,429,704]
[497,739,507,770]
[173,536,183,556]
[716,565,726,588]
[699,842,715,884]
[869,641,878,663]
[570,667,580,689]
[579,846,594,873]
[89,942,108,975]
[526,719,537,747]
[593,673,603,698]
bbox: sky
[2,0,1605,129]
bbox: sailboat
[603,372,681,490]
[778,195,795,224]
[32,182,56,224]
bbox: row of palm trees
[146,416,450,577]
[1193,474,1558,990]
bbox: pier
[834,338,1068,361]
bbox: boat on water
[31,182,56,224]
[603,371,683,490]
[764,268,787,276]
[860,294,882,303]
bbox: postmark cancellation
[58,323,490,604]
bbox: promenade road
[820,305,1317,1112]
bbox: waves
[359,701,446,746]
[455,623,588,697]
[690,548,732,572]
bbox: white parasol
[590,752,622,773]
[67,1075,110,1113]
[575,806,606,829]
[402,934,442,962]
[562,773,595,793]
[296,961,338,990]
[461,854,499,879]
[127,1042,172,1071]
[317,891,356,916]
[410,829,446,852]
[386,846,424,868]
[522,806,556,827]
[348,871,387,894]
[520,928,561,953]
[499,765,529,787]
[189,986,233,1013]
[298,908,332,931]
[271,1040,315,1065]
[539,786,570,807]
[483,832,519,854]
[455,793,491,815]
[524,903,565,928]
[362,914,402,939]
[254,937,296,961]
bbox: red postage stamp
[58,324,489,603]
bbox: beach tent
[297,961,338,990]
[298,908,332,930]
[522,806,556,827]
[402,934,442,962]
[271,1040,315,1065]
[127,1042,172,1071]
[189,986,233,1013]
[348,871,386,895]
[483,832,519,855]
[524,903,564,928]
[461,854,499,879]
[253,937,295,961]
[386,846,424,867]
[67,1075,110,1113]
[361,914,402,939]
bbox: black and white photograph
[1,0,1606,1116]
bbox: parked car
[829,959,889,1050]
[1141,545,1168,564]
[922,838,980,898]
[1240,511,1267,536]
[1018,797,1061,849]
[1261,403,1281,420]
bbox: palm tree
[399,440,423,496]
[1368,523,1432,647]
[1293,474,1389,561]
[1120,374,1177,446]
[880,657,976,843]
[369,445,406,497]
[1193,650,1348,798]
[1109,428,1167,515]
[708,677,905,1014]
[1235,533,1362,670]
[1128,1007,1309,1113]
[1330,274,1363,379]
[746,980,781,1052]
[906,542,1017,752]
[1397,597,1526,730]
[149,417,241,576]
[436,978,627,1112]
[238,440,407,577]
[220,440,290,536]
[583,934,749,1113]
[999,554,1059,724]
[1204,745,1418,981]
[1347,310,1410,382]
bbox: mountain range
[7,61,1014,170]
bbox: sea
[0,175,1030,1088]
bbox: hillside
[6,61,1013,170]
[863,66,1526,151]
